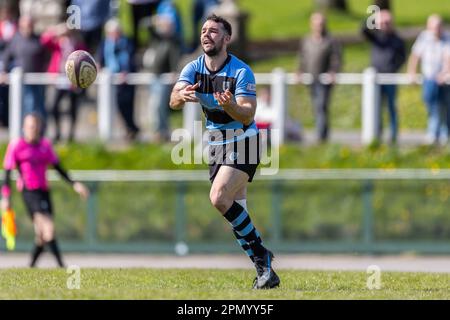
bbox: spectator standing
[71,0,111,55]
[41,24,87,143]
[362,10,406,144]
[0,2,18,127]
[126,0,161,50]
[143,5,181,142]
[408,14,450,145]
[1,15,48,125]
[98,19,140,141]
[296,12,341,143]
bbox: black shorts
[22,189,53,218]
[208,130,261,183]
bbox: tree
[315,0,348,11]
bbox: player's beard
[202,38,224,57]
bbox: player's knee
[210,186,231,212]
[41,222,55,242]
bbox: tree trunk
[374,0,390,10]
[315,0,348,11]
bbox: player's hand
[0,72,8,85]
[436,72,449,85]
[294,72,303,84]
[180,82,200,103]
[118,72,127,85]
[407,72,419,85]
[73,182,89,200]
[327,72,337,85]
[1,197,10,212]
[214,89,234,108]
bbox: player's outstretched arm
[214,90,256,126]
[53,163,89,200]
[169,82,200,110]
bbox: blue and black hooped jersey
[178,54,258,137]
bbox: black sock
[30,244,44,267]
[224,202,267,259]
[46,239,65,268]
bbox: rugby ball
[65,50,97,89]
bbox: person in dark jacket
[98,19,140,141]
[362,10,406,144]
[297,12,342,142]
[0,15,48,125]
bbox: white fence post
[9,67,23,139]
[98,69,114,141]
[362,67,379,145]
[271,68,287,146]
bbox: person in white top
[408,14,450,144]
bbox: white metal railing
[47,168,450,181]
[5,67,434,145]
[3,169,448,182]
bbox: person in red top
[41,24,87,142]
[1,113,89,267]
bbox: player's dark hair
[205,14,232,36]
[23,112,44,136]
[24,112,43,125]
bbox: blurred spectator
[408,14,450,145]
[98,19,140,141]
[71,0,111,55]
[155,0,184,50]
[0,1,18,127]
[41,24,87,143]
[191,0,220,52]
[126,0,161,50]
[0,15,48,124]
[362,10,406,144]
[255,85,302,144]
[296,12,341,143]
[143,10,181,142]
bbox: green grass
[0,268,448,299]
[119,0,450,44]
[240,0,450,40]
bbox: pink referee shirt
[3,138,59,194]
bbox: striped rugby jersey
[178,54,258,141]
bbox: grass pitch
[0,268,448,300]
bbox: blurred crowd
[0,0,221,143]
[258,11,450,146]
[0,0,448,146]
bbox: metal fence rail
[1,169,450,255]
[5,67,442,145]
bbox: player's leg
[210,166,266,256]
[30,213,45,267]
[37,212,65,268]
[233,186,263,263]
[210,166,279,289]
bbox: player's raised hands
[214,89,234,108]
[180,82,200,103]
